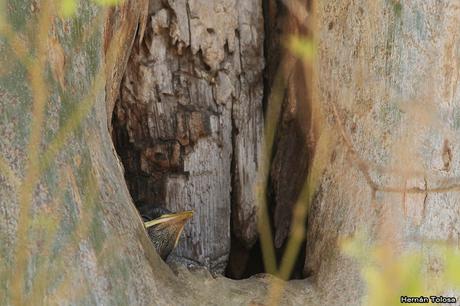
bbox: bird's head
[143,207,193,260]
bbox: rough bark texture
[3,0,460,304]
[104,0,149,129]
[305,0,460,303]
[112,0,264,272]
[0,1,319,305]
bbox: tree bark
[0,1,315,305]
[112,0,264,272]
[305,0,460,303]
[2,0,460,305]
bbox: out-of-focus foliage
[58,0,122,17]
[6,0,458,305]
[93,0,123,6]
[0,0,125,304]
[59,0,78,17]
[287,36,316,62]
[443,249,460,288]
[342,231,460,306]
[262,34,318,306]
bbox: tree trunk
[112,0,264,273]
[0,0,314,305]
[305,0,460,303]
[2,0,459,305]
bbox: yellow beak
[144,210,194,228]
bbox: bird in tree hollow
[143,207,193,260]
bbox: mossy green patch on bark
[6,0,32,32]
[88,212,106,253]
[0,61,32,146]
[392,1,402,18]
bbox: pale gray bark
[306,0,460,303]
[0,1,316,305]
[2,0,459,305]
[113,0,264,272]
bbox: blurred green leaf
[341,232,460,305]
[444,249,460,288]
[366,253,424,306]
[362,266,389,306]
[93,0,123,6]
[340,230,369,261]
[59,0,77,18]
[287,36,316,62]
[397,253,424,296]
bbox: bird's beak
[144,210,194,228]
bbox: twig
[11,1,53,304]
[257,59,295,275]
[282,0,309,25]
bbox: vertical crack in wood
[422,176,428,220]
[111,0,264,273]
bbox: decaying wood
[0,1,317,305]
[104,0,149,129]
[3,0,460,304]
[112,0,264,272]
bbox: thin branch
[27,12,126,302]
[39,68,105,171]
[39,9,119,173]
[257,60,295,275]
[11,0,53,304]
[0,22,32,68]
[331,103,378,191]
[282,0,309,25]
